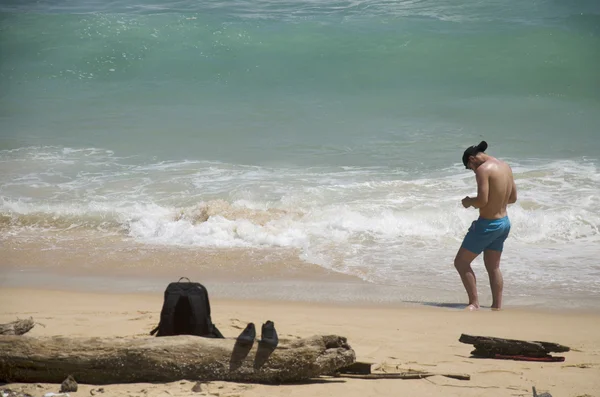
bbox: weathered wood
[0,334,355,384]
[459,334,569,358]
[337,372,471,381]
[0,318,34,336]
[339,361,373,374]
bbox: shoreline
[3,234,600,313]
[2,269,600,315]
[3,235,599,313]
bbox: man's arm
[467,169,490,208]
[508,178,517,204]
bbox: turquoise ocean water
[1,0,599,308]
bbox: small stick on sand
[336,372,470,381]
[0,318,35,336]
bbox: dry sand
[1,288,599,397]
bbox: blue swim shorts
[461,216,511,255]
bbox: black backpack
[150,278,224,338]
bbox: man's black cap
[462,141,488,168]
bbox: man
[455,141,517,311]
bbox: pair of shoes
[236,320,278,348]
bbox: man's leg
[454,247,480,310]
[483,249,503,310]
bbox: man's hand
[462,196,472,208]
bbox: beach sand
[1,288,599,397]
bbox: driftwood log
[0,334,354,384]
[0,318,35,336]
[459,334,570,358]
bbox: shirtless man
[455,141,517,311]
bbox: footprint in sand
[562,363,595,369]
[228,319,247,330]
[478,369,523,375]
[128,316,152,321]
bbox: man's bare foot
[466,304,479,311]
[491,307,501,311]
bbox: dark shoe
[260,320,278,348]
[236,323,256,345]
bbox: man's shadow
[404,301,491,310]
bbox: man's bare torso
[477,156,515,219]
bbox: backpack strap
[201,290,223,338]
[187,293,224,339]
[187,294,211,336]
[211,324,224,339]
[155,293,182,336]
